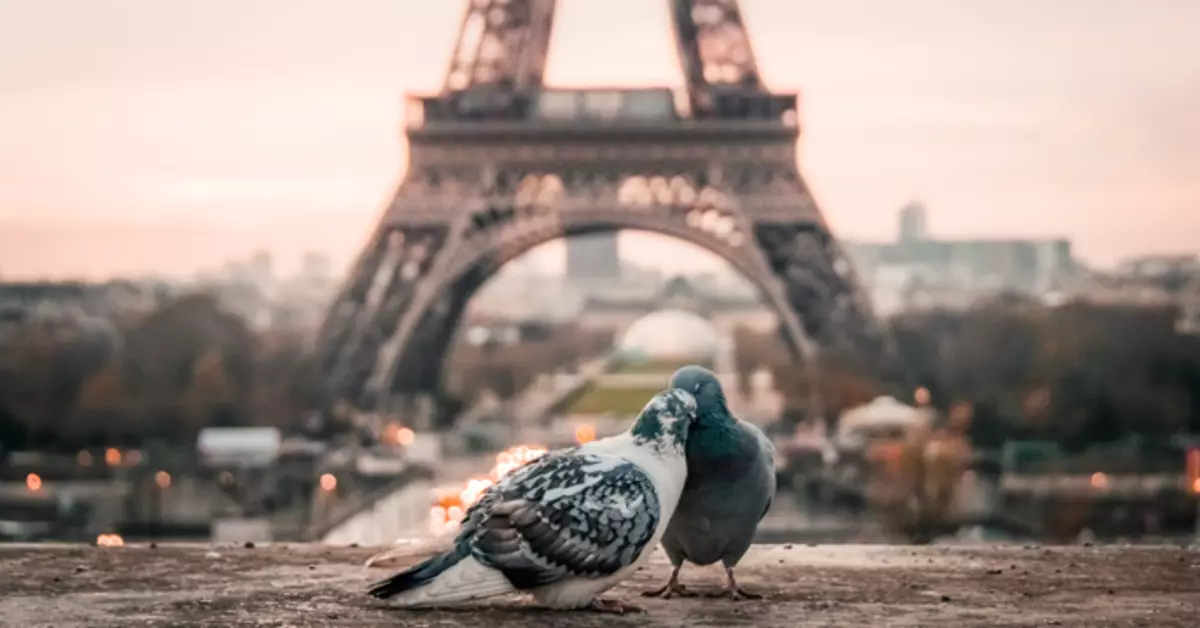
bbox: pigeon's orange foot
[587,598,645,614]
[641,581,695,599]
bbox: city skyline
[2,0,1199,279]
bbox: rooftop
[0,543,1195,627]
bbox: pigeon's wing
[456,452,661,590]
[737,419,777,522]
[741,419,776,467]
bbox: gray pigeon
[642,365,776,600]
[367,388,699,613]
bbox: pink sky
[1,0,1198,280]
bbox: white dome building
[617,309,718,362]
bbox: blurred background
[1,0,1198,548]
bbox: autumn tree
[817,352,885,422]
[0,325,63,444]
[119,292,257,442]
[71,362,129,443]
[891,300,1200,449]
[248,332,326,433]
[180,348,239,435]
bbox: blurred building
[191,251,340,336]
[578,275,775,340]
[565,232,622,284]
[1079,253,1200,334]
[845,203,1079,316]
[272,252,339,334]
[467,263,580,322]
[299,251,333,283]
[0,280,166,342]
[1178,278,1200,335]
[470,245,762,327]
[897,201,928,244]
[1112,254,1200,287]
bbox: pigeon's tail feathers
[366,550,514,607]
[365,549,464,599]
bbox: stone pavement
[0,542,1196,627]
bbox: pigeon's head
[630,388,699,452]
[667,365,731,423]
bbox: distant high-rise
[301,251,332,281]
[566,232,622,281]
[248,250,274,285]
[898,201,928,243]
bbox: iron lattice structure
[316,0,901,421]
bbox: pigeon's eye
[693,383,701,392]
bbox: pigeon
[366,388,699,613]
[643,365,776,601]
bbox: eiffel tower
[315,0,899,423]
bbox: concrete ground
[0,542,1196,627]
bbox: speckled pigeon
[367,388,699,613]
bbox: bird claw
[723,586,763,601]
[714,567,761,601]
[641,582,695,599]
[702,585,763,601]
[587,598,645,614]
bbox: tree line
[7,290,1195,454]
[0,293,615,451]
[0,293,325,452]
[734,298,1200,449]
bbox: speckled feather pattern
[450,389,697,591]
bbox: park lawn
[562,384,665,416]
